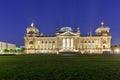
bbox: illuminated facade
[24,22,112,54]
[0,42,16,53]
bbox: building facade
[24,22,112,54]
[0,42,16,53]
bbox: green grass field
[0,54,120,80]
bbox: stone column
[65,38,67,49]
[71,38,73,50]
[70,38,71,49]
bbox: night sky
[0,0,120,46]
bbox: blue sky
[0,0,120,46]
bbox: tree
[16,49,24,53]
[3,49,9,53]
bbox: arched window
[29,41,33,45]
[103,41,106,44]
[81,41,83,43]
[84,40,87,43]
[28,30,35,34]
[49,41,51,43]
[41,41,44,44]
[103,45,105,49]
[88,41,90,43]
[53,41,55,43]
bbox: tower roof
[95,22,110,35]
[59,27,73,32]
[26,22,39,34]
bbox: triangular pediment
[59,31,79,36]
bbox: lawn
[0,54,120,80]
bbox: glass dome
[59,27,73,32]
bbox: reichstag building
[24,22,111,54]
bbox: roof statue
[26,22,39,35]
[101,21,104,27]
[31,22,34,28]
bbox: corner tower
[26,22,39,37]
[96,21,110,36]
[95,22,112,53]
[24,22,39,53]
